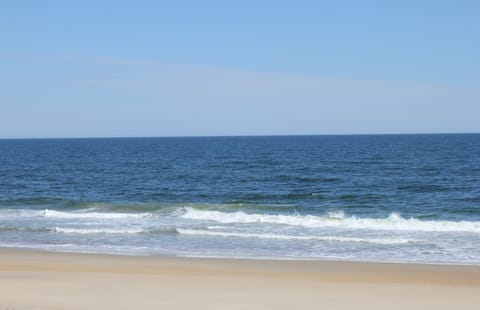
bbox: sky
[1,0,479,138]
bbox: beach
[1,136,480,309]
[3,0,479,307]
[1,249,479,309]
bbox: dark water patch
[396,184,450,193]
[0,197,78,209]
[415,213,439,220]
[297,176,343,184]
[339,194,358,201]
[456,196,480,203]
[323,177,342,183]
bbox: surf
[181,207,480,233]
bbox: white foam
[206,225,230,230]
[42,209,152,219]
[53,227,146,234]
[327,210,345,219]
[176,228,413,244]
[181,208,480,232]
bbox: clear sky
[1,0,479,138]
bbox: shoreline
[2,245,480,267]
[1,248,480,309]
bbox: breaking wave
[41,209,152,219]
[53,227,147,234]
[181,208,480,232]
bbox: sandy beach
[0,249,479,309]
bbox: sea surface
[1,134,479,264]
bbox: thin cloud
[2,53,479,137]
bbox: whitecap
[180,207,480,232]
[42,209,152,219]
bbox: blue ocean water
[0,134,479,263]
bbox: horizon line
[1,131,479,140]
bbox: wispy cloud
[2,53,479,136]
[73,55,480,122]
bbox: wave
[41,209,153,219]
[53,227,147,234]
[53,226,180,235]
[0,200,311,216]
[176,229,414,244]
[0,225,156,234]
[181,208,480,232]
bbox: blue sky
[1,0,479,138]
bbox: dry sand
[1,249,479,309]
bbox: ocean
[1,134,479,264]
